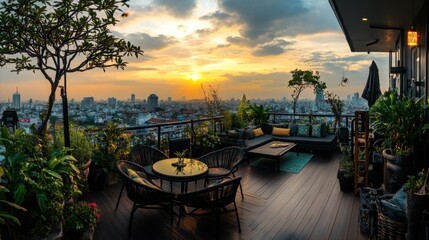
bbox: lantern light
[408,27,418,46]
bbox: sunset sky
[0,0,389,103]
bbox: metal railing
[120,113,356,150]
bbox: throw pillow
[297,125,310,137]
[289,124,298,136]
[127,168,154,187]
[272,127,290,136]
[320,122,327,137]
[244,128,255,140]
[227,130,240,139]
[252,127,264,137]
[311,124,322,138]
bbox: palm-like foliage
[246,103,271,126]
[369,91,425,155]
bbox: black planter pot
[337,169,354,192]
[337,127,349,145]
[382,149,411,193]
[407,191,429,240]
[88,166,106,191]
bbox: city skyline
[0,0,389,102]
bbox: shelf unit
[353,111,370,194]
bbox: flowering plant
[64,201,100,233]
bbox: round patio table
[152,158,208,192]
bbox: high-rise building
[131,94,135,103]
[147,94,158,112]
[12,87,20,110]
[352,92,359,105]
[314,86,325,110]
[108,97,117,109]
[81,97,94,109]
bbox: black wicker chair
[198,146,245,198]
[168,137,191,158]
[177,177,242,238]
[115,144,168,209]
[116,160,176,233]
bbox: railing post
[157,125,161,149]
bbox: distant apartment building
[12,87,20,110]
[131,94,135,103]
[314,87,325,110]
[352,92,359,105]
[147,94,158,112]
[108,97,117,109]
[81,97,94,109]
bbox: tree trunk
[37,83,57,136]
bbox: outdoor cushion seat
[177,177,242,239]
[208,167,230,178]
[115,144,169,209]
[116,160,176,234]
[198,146,245,199]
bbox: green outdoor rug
[249,152,313,174]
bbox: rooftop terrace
[87,150,367,240]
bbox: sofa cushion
[227,130,240,139]
[297,125,310,137]
[272,127,290,136]
[252,127,264,137]
[311,124,322,138]
[289,124,298,136]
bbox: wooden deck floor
[87,150,369,240]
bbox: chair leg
[233,201,241,232]
[216,209,220,240]
[232,173,244,199]
[115,183,125,209]
[129,203,138,233]
[178,204,183,226]
[239,183,244,199]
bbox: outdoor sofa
[220,123,337,153]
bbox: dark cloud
[153,0,197,18]
[127,33,177,51]
[200,10,236,26]
[252,39,292,57]
[213,0,339,47]
[219,0,307,43]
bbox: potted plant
[54,123,93,179]
[0,125,81,239]
[404,169,429,240]
[369,90,426,193]
[89,121,131,188]
[63,201,100,240]
[325,91,348,144]
[186,122,220,158]
[337,144,354,192]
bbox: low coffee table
[247,141,297,171]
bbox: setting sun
[191,73,200,81]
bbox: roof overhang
[329,0,424,52]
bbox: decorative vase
[80,159,92,180]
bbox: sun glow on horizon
[191,73,200,81]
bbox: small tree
[325,91,344,129]
[237,94,250,126]
[288,69,326,121]
[0,0,143,136]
